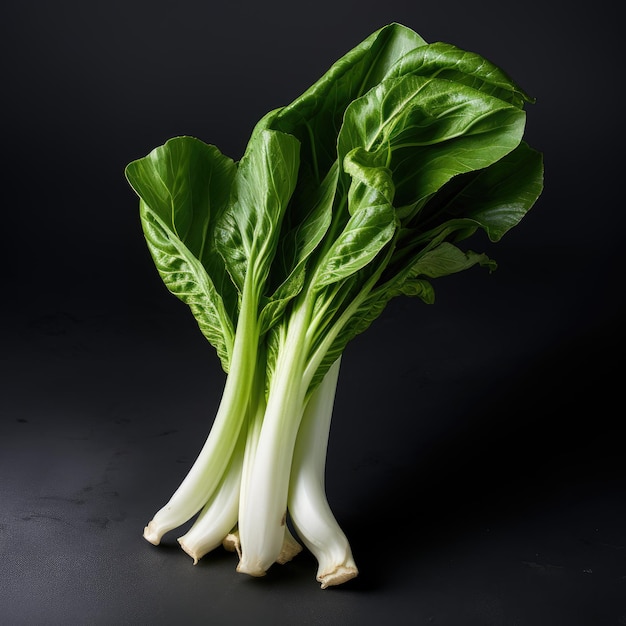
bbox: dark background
[1,1,624,624]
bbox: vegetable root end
[236,560,267,578]
[177,538,201,565]
[143,521,162,546]
[276,531,303,564]
[318,565,359,589]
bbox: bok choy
[125,22,544,588]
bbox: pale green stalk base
[143,280,260,545]
[142,365,247,545]
[142,401,247,545]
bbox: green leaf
[385,41,534,107]
[405,241,496,277]
[139,200,235,371]
[312,205,395,290]
[339,74,527,215]
[125,137,235,264]
[386,217,483,280]
[425,141,544,241]
[215,129,300,295]
[259,163,339,333]
[271,23,428,184]
[312,150,397,290]
[125,137,238,368]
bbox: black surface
[2,1,624,624]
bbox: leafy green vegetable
[125,22,544,588]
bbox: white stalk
[143,276,260,545]
[237,299,312,576]
[288,357,358,588]
[234,369,265,565]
